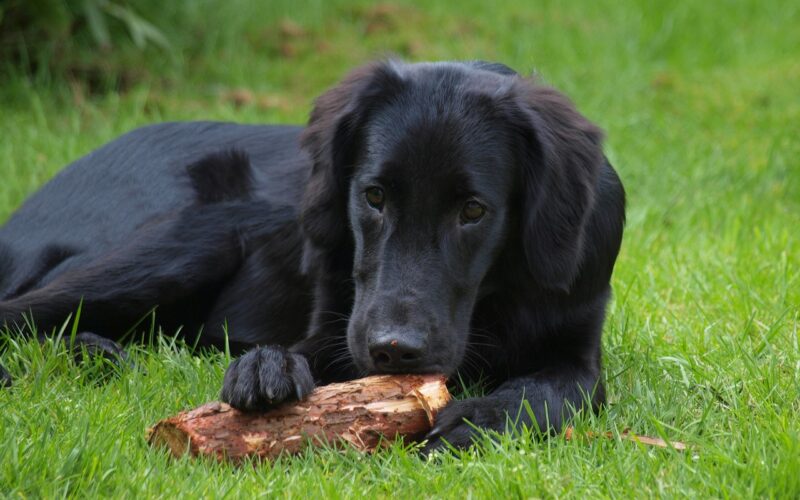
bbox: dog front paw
[423,397,507,453]
[220,345,315,411]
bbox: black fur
[0,61,625,450]
[0,363,10,388]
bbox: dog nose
[368,330,427,371]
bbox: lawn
[1,0,799,497]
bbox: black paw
[422,397,507,453]
[69,332,129,367]
[0,363,11,388]
[220,346,315,411]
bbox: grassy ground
[1,0,799,497]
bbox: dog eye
[365,187,385,210]
[461,200,486,223]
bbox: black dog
[0,61,625,449]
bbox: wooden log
[147,374,451,462]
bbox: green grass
[1,0,799,497]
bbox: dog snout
[368,329,428,372]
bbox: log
[147,374,451,462]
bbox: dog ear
[504,81,605,291]
[299,62,405,251]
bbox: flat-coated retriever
[0,60,625,450]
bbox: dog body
[0,123,314,351]
[1,61,625,449]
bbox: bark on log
[147,374,451,462]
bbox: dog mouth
[346,295,472,377]
[351,337,460,377]
[364,363,447,376]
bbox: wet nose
[368,330,427,372]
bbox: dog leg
[0,201,291,340]
[198,222,310,352]
[220,267,358,410]
[0,363,10,387]
[67,332,129,366]
[0,332,128,388]
[422,365,603,452]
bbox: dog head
[300,60,604,375]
